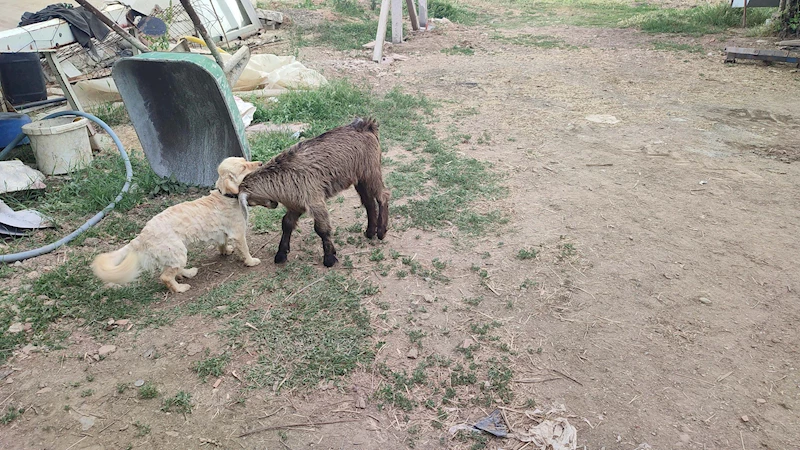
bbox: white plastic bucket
[22,117,93,175]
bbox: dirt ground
[2,1,800,449]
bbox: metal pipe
[179,0,226,71]
[73,0,151,54]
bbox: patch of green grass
[386,158,429,197]
[491,33,573,49]
[369,249,385,262]
[238,263,375,390]
[92,102,129,126]
[194,351,230,382]
[428,0,477,24]
[185,276,253,318]
[1,405,25,424]
[80,389,94,397]
[651,40,704,53]
[138,382,159,399]
[161,391,193,415]
[247,130,300,161]
[441,45,474,55]
[250,205,286,234]
[314,20,381,50]
[331,0,364,16]
[623,3,776,34]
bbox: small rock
[699,297,711,305]
[585,114,620,124]
[98,345,117,356]
[680,433,690,443]
[7,323,24,334]
[115,319,130,326]
[134,379,145,387]
[80,416,96,431]
[165,431,179,438]
[355,395,366,409]
[142,347,155,358]
[741,415,749,422]
[25,271,39,280]
[36,387,52,395]
[186,343,204,356]
[407,348,419,359]
[21,344,37,354]
[5,377,13,384]
[757,398,766,404]
[460,338,474,349]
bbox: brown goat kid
[238,117,390,267]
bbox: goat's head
[216,157,262,195]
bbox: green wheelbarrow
[112,52,251,187]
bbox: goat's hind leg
[308,203,338,267]
[275,209,301,264]
[356,182,378,239]
[376,189,390,240]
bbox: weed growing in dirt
[138,382,159,399]
[331,0,364,16]
[161,391,193,415]
[133,421,151,437]
[1,405,25,424]
[441,44,474,55]
[248,130,300,161]
[651,40,705,53]
[516,247,539,260]
[185,276,254,318]
[194,351,230,382]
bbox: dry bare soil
[2,1,799,449]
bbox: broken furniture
[112,52,250,187]
[724,47,800,66]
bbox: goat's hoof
[364,229,376,239]
[274,252,288,264]
[323,254,338,268]
[377,228,387,240]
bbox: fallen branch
[238,418,360,438]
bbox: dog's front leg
[229,231,260,267]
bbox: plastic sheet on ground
[71,53,326,108]
[509,418,578,449]
[234,96,256,128]
[0,160,46,194]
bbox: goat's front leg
[355,182,378,239]
[308,202,337,267]
[275,209,302,264]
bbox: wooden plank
[391,0,403,44]
[406,0,419,31]
[44,52,83,113]
[373,0,391,62]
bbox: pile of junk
[0,0,326,262]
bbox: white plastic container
[22,117,93,175]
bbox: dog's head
[215,157,262,196]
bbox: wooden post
[373,0,390,62]
[406,0,419,31]
[179,0,226,71]
[391,0,403,44]
[44,52,83,113]
[418,0,428,29]
[742,0,748,27]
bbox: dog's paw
[171,283,191,293]
[323,253,338,268]
[181,267,199,278]
[274,252,288,264]
[245,257,261,267]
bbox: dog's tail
[238,192,249,221]
[91,245,141,285]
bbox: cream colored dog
[91,157,262,293]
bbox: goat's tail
[91,245,141,286]
[351,116,379,135]
[238,192,250,221]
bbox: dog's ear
[215,174,239,195]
